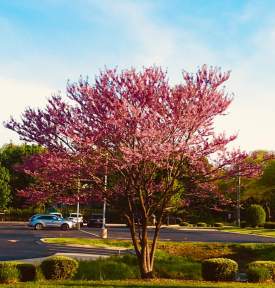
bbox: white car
[68,213,84,226]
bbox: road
[1,222,275,261]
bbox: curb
[9,253,109,263]
[219,230,275,240]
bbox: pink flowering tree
[6,66,258,278]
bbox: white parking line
[80,229,100,238]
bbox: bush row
[0,256,78,284]
[179,221,224,228]
[240,220,275,229]
[0,255,200,283]
[2,255,275,283]
[202,258,275,283]
[0,262,37,283]
[2,208,44,221]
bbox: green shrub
[154,254,201,280]
[116,254,138,266]
[0,262,19,283]
[248,261,275,279]
[75,258,137,280]
[264,222,275,229]
[202,258,238,281]
[247,266,271,283]
[16,263,37,282]
[99,261,136,280]
[5,207,44,221]
[179,222,190,227]
[40,256,78,280]
[246,205,266,227]
[196,222,207,227]
[213,222,224,228]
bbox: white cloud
[0,77,52,144]
[215,25,275,152]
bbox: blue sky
[1,0,275,151]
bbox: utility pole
[236,170,241,227]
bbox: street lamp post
[76,177,80,230]
[100,158,108,239]
[236,170,241,227]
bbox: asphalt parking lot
[1,222,275,261]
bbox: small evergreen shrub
[16,263,37,282]
[246,205,266,227]
[213,222,224,228]
[247,266,271,283]
[40,256,78,280]
[196,222,207,227]
[248,261,275,279]
[0,262,19,283]
[202,258,238,281]
[179,222,190,227]
[264,222,275,229]
[240,221,247,228]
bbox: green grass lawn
[1,280,275,288]
[220,227,275,237]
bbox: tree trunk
[138,237,154,279]
[264,202,271,221]
[126,214,160,279]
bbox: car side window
[37,216,54,220]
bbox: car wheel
[34,223,43,230]
[61,224,69,231]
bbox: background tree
[6,66,258,278]
[0,165,11,209]
[242,156,275,220]
[0,143,43,207]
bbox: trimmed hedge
[248,261,275,280]
[246,205,266,227]
[40,256,78,280]
[213,223,224,228]
[179,222,190,227]
[16,263,37,282]
[247,266,271,283]
[197,222,207,227]
[0,262,19,283]
[264,222,275,229]
[202,258,238,281]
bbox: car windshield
[70,213,82,217]
[51,213,62,217]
